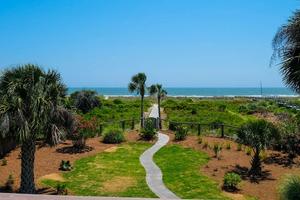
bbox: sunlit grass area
[154,145,229,199]
[42,143,156,198]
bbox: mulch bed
[0,130,141,193]
[162,130,300,200]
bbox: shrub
[169,122,177,131]
[103,127,125,144]
[218,104,227,112]
[59,160,72,171]
[5,174,14,192]
[237,143,242,151]
[113,99,123,104]
[175,125,188,141]
[223,172,242,192]
[226,143,231,150]
[56,183,68,195]
[71,115,97,149]
[213,143,222,159]
[259,151,268,161]
[279,175,300,200]
[70,90,101,114]
[1,159,7,166]
[140,118,157,140]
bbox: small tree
[128,73,147,128]
[237,120,280,177]
[70,90,100,114]
[148,84,167,129]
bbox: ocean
[67,87,298,97]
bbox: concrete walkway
[0,193,177,200]
[140,105,179,199]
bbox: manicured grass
[154,145,229,199]
[42,143,156,197]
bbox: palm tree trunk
[20,138,36,194]
[158,96,161,129]
[141,95,144,128]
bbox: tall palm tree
[149,84,167,129]
[128,73,147,128]
[0,64,74,193]
[272,10,300,92]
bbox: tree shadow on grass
[56,146,94,154]
[229,164,275,183]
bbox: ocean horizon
[67,87,298,97]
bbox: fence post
[221,124,224,138]
[121,120,125,131]
[99,124,103,135]
[197,124,201,136]
[131,119,135,130]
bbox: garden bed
[163,131,300,200]
[0,130,142,193]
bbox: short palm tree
[149,84,167,129]
[272,10,300,92]
[0,64,74,193]
[128,73,147,128]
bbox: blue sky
[0,0,298,87]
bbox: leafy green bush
[70,90,101,114]
[279,174,300,200]
[175,125,188,141]
[56,183,68,195]
[140,118,157,140]
[59,160,72,171]
[223,172,241,191]
[113,99,123,104]
[103,127,125,144]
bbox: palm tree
[272,10,300,92]
[128,73,147,128]
[149,84,167,129]
[70,90,100,114]
[0,64,74,193]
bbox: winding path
[140,105,179,199]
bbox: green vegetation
[42,143,155,197]
[102,127,125,144]
[162,98,298,136]
[84,98,151,124]
[140,118,157,140]
[174,125,188,141]
[128,73,148,128]
[149,84,167,128]
[70,90,101,114]
[154,145,228,199]
[279,174,300,200]
[223,172,242,192]
[213,143,222,159]
[0,64,74,193]
[238,120,280,177]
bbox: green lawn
[154,145,229,199]
[42,143,156,197]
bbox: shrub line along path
[140,104,179,199]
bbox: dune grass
[154,145,229,199]
[42,143,156,198]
